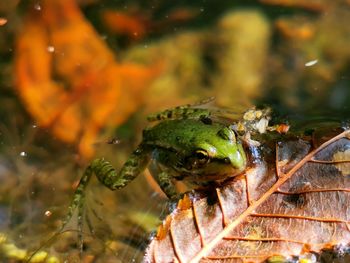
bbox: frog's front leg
[59,145,150,252]
[155,170,178,200]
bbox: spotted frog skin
[57,102,247,252]
[144,118,246,196]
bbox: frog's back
[142,119,225,149]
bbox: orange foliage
[101,10,147,40]
[156,215,172,240]
[275,19,315,40]
[101,8,199,40]
[177,194,192,211]
[15,0,161,158]
[259,0,326,12]
[0,17,7,26]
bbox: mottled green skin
[143,119,246,186]
[56,105,247,254]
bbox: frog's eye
[184,150,210,170]
[195,150,209,165]
[223,157,231,164]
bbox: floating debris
[305,59,318,67]
[44,210,52,217]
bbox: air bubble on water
[45,210,52,217]
[47,46,55,53]
[20,151,27,157]
[305,59,318,67]
[34,3,41,11]
[0,18,7,26]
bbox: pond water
[0,0,349,262]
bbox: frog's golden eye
[184,150,210,170]
[195,150,209,165]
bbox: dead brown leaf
[14,0,161,158]
[144,129,350,262]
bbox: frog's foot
[57,152,149,253]
[25,170,92,262]
[57,166,94,255]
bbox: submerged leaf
[15,0,160,158]
[144,128,350,262]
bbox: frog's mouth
[176,162,244,183]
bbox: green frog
[53,102,248,255]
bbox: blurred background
[0,0,350,262]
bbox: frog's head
[180,126,247,182]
